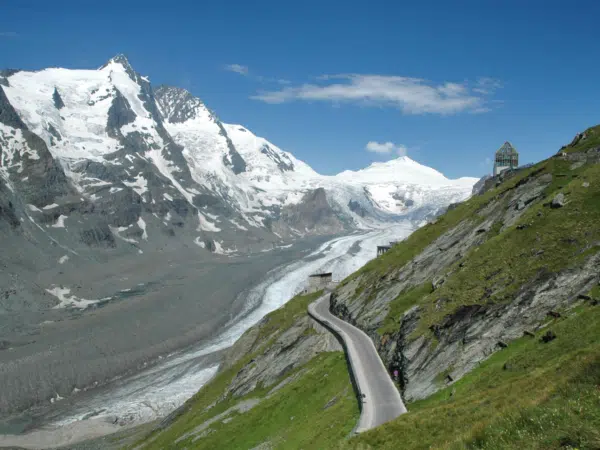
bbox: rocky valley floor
[0,224,416,449]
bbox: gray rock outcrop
[551,192,565,208]
[329,159,600,402]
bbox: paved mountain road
[308,293,407,432]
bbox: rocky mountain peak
[100,53,144,87]
[102,53,133,70]
[154,85,213,124]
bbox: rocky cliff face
[329,128,600,401]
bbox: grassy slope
[410,157,600,338]
[345,302,600,450]
[337,135,600,449]
[563,124,600,154]
[349,155,600,343]
[137,291,359,449]
[182,352,358,450]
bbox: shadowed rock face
[80,223,117,247]
[391,192,415,208]
[0,184,19,229]
[216,121,247,175]
[348,199,368,217]
[52,87,65,109]
[1,86,72,206]
[0,70,20,87]
[106,89,136,137]
[279,188,348,235]
[260,144,294,172]
[0,86,26,129]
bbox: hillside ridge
[134,125,600,449]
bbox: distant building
[307,272,333,292]
[493,142,519,176]
[377,245,391,256]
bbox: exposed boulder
[551,192,565,208]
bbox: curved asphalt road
[308,294,407,433]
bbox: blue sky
[1,0,599,178]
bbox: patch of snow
[230,219,248,231]
[50,393,64,404]
[109,226,138,244]
[27,204,42,212]
[163,193,173,201]
[85,180,112,187]
[47,286,109,309]
[58,255,69,264]
[51,215,68,228]
[137,217,148,240]
[123,173,148,197]
[197,212,221,232]
[213,240,236,255]
[43,203,59,210]
[194,237,206,248]
[146,148,195,204]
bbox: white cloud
[252,74,501,115]
[366,141,408,156]
[473,77,503,95]
[225,64,249,75]
[224,65,290,86]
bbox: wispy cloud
[366,141,408,156]
[0,31,18,38]
[225,64,290,85]
[224,64,249,75]
[473,77,503,95]
[252,74,502,115]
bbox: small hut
[377,245,391,256]
[307,272,333,292]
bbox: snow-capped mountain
[0,54,477,262]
